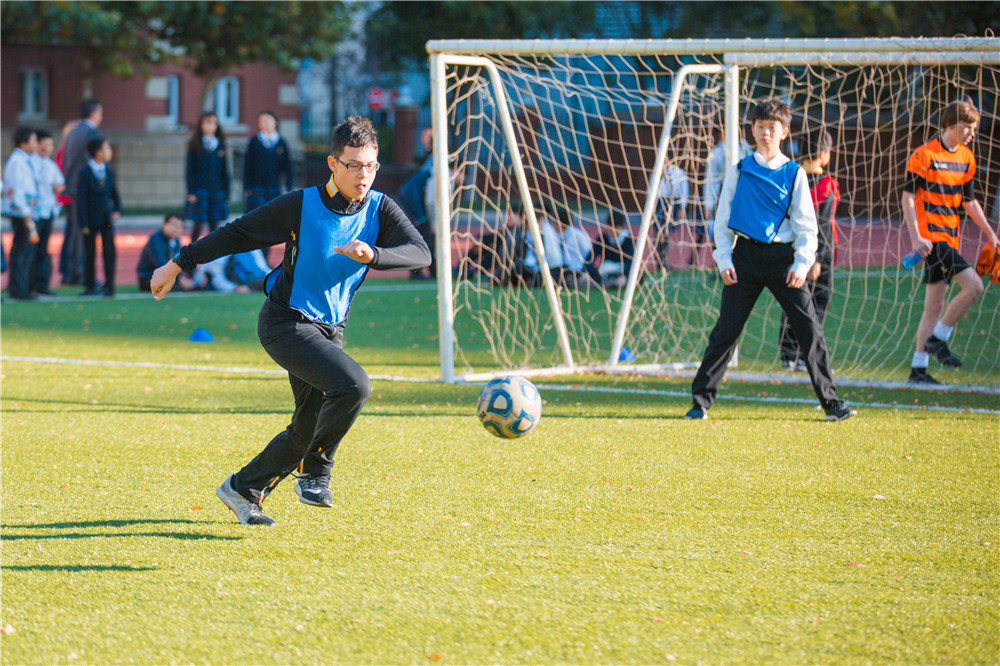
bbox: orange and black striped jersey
[903,137,978,250]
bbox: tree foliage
[1,1,353,104]
[366,1,600,71]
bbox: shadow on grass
[5,564,159,572]
[1,531,240,541]
[1,519,240,541]
[3,395,288,416]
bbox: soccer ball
[477,376,542,439]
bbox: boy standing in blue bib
[150,117,431,525]
[685,99,855,422]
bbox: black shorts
[922,241,970,285]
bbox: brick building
[1,44,302,208]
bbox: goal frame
[427,37,1000,384]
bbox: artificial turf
[1,285,997,664]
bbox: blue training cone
[188,328,214,343]
[618,346,635,362]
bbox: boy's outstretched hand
[335,240,374,264]
[150,261,183,300]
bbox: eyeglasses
[337,159,381,174]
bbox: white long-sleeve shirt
[31,154,65,219]
[1,148,39,219]
[712,150,818,278]
[559,225,593,272]
[524,218,564,271]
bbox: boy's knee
[324,374,370,406]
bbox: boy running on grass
[150,117,430,525]
[903,98,998,385]
[685,98,855,422]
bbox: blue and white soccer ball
[477,375,542,439]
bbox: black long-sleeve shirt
[176,183,430,325]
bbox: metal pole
[430,53,457,383]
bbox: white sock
[932,321,953,342]
[912,352,930,368]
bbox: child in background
[31,129,66,296]
[186,111,230,241]
[2,127,40,300]
[137,213,193,292]
[244,110,293,213]
[597,209,636,289]
[779,129,840,370]
[903,98,999,384]
[77,137,121,297]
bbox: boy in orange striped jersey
[903,98,999,384]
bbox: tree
[147,1,354,110]
[1,0,355,109]
[0,1,167,96]
[366,1,600,73]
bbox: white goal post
[427,38,1000,386]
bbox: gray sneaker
[295,474,334,508]
[216,475,276,526]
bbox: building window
[19,67,48,120]
[214,76,240,126]
[165,75,180,126]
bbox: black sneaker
[295,474,334,507]
[824,401,857,421]
[216,475,276,526]
[908,367,941,385]
[684,407,708,420]
[924,335,962,367]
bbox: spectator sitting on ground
[226,249,271,291]
[463,204,531,286]
[191,256,251,294]
[137,213,194,292]
[597,209,636,289]
[549,204,598,289]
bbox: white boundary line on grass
[4,355,997,415]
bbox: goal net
[428,38,1000,388]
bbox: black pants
[83,223,116,292]
[60,205,85,285]
[32,216,54,292]
[779,248,833,363]
[691,239,839,411]
[5,216,33,297]
[233,300,371,504]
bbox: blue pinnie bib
[266,186,382,325]
[727,156,801,243]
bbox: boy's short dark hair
[544,203,572,229]
[608,209,627,229]
[36,129,53,141]
[13,126,36,146]
[80,98,102,119]
[330,116,378,158]
[163,212,185,225]
[748,98,792,129]
[258,109,277,121]
[940,97,980,129]
[86,136,108,158]
[800,129,833,161]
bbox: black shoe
[7,292,38,301]
[35,289,57,297]
[924,336,961,367]
[216,476,276,526]
[80,289,102,297]
[295,474,334,507]
[101,288,115,298]
[908,367,941,385]
[684,406,708,420]
[823,400,857,421]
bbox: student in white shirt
[30,129,66,295]
[2,127,40,300]
[686,99,855,423]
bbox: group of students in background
[1,99,292,300]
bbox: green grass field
[1,284,998,664]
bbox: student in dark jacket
[77,137,121,297]
[137,212,194,292]
[186,112,230,241]
[244,110,293,213]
